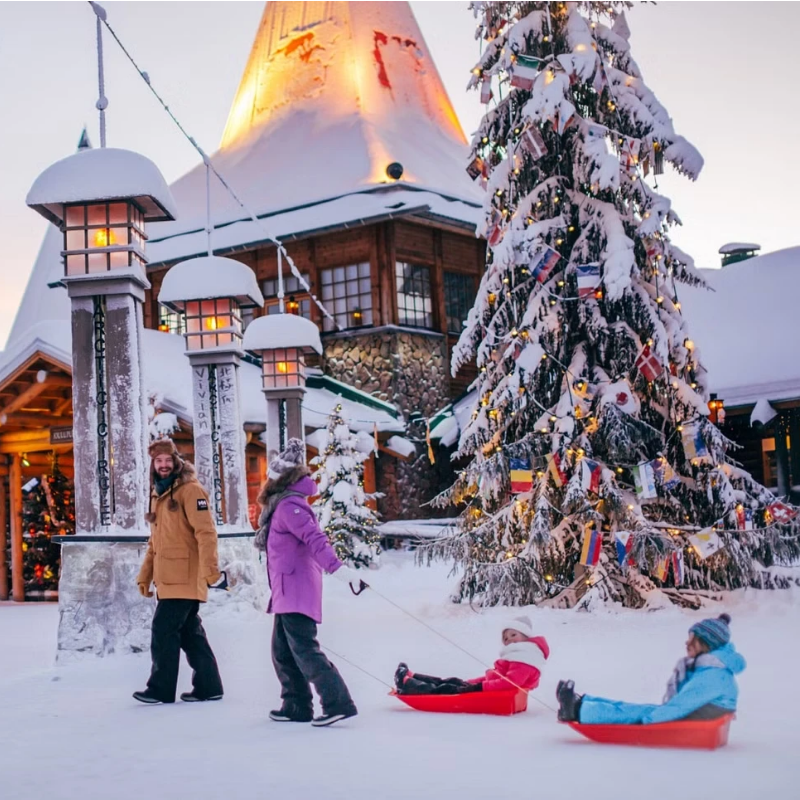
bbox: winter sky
[1,1,798,350]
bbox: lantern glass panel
[66,229,85,250]
[66,255,85,275]
[87,204,106,225]
[66,206,85,226]
[108,203,128,224]
[110,250,129,268]
[184,297,242,350]
[261,348,306,390]
[88,252,107,273]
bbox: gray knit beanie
[267,438,306,479]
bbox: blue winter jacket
[580,643,746,726]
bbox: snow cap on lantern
[243,313,322,392]
[159,255,264,353]
[26,147,176,279]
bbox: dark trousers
[399,673,482,696]
[146,599,223,703]
[272,613,356,715]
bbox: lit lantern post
[27,147,176,535]
[243,314,322,457]
[26,147,176,658]
[159,256,263,529]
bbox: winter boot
[269,706,313,723]
[556,680,583,722]
[180,691,223,702]
[133,689,169,705]
[311,705,358,727]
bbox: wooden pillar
[9,454,24,602]
[775,412,791,498]
[0,468,8,601]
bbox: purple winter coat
[266,476,343,623]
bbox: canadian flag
[635,344,663,382]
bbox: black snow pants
[399,673,483,696]
[146,599,223,703]
[272,612,356,716]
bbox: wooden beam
[0,378,57,419]
[9,454,23,602]
[1,412,69,428]
[54,396,72,415]
[0,468,8,601]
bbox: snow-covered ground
[1,554,798,800]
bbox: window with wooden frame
[157,305,186,335]
[320,263,373,331]
[396,262,433,329]
[262,273,313,319]
[443,271,476,335]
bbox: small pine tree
[312,405,381,568]
[427,1,800,608]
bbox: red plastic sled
[391,688,528,716]
[566,714,734,750]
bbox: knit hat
[502,615,535,639]
[268,438,306,480]
[689,613,732,651]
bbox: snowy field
[1,553,798,800]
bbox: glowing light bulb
[93,228,116,247]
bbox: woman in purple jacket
[255,439,363,727]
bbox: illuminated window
[320,263,373,331]
[157,305,185,335]
[444,272,476,334]
[267,299,311,319]
[396,262,433,329]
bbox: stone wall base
[56,538,267,662]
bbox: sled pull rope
[364,583,558,713]
[318,639,393,690]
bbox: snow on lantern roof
[146,1,481,251]
[243,313,323,355]
[26,148,177,226]
[158,255,264,310]
[718,242,761,254]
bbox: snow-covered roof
[147,189,481,267]
[0,320,402,436]
[243,313,323,355]
[26,148,177,226]
[429,389,478,446]
[719,242,761,255]
[144,1,482,263]
[6,224,70,348]
[681,246,800,408]
[158,255,264,310]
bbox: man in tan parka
[133,438,225,705]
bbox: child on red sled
[556,613,745,725]
[394,616,549,695]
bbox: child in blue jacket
[557,613,745,725]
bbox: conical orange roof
[153,1,480,250]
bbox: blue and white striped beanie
[689,613,731,651]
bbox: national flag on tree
[579,525,602,567]
[510,54,541,90]
[576,263,601,298]
[547,452,567,487]
[652,457,680,490]
[681,421,710,462]
[736,505,754,531]
[672,550,685,585]
[480,75,492,104]
[509,458,533,493]
[522,125,547,160]
[582,458,603,494]
[615,531,634,567]
[634,461,657,499]
[466,155,485,180]
[654,555,670,582]
[635,344,663,382]
[689,528,723,560]
[767,501,798,524]
[530,245,561,282]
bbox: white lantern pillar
[159,257,263,529]
[243,314,322,457]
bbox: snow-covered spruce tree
[312,405,381,568]
[426,1,800,608]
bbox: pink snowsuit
[469,636,550,692]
